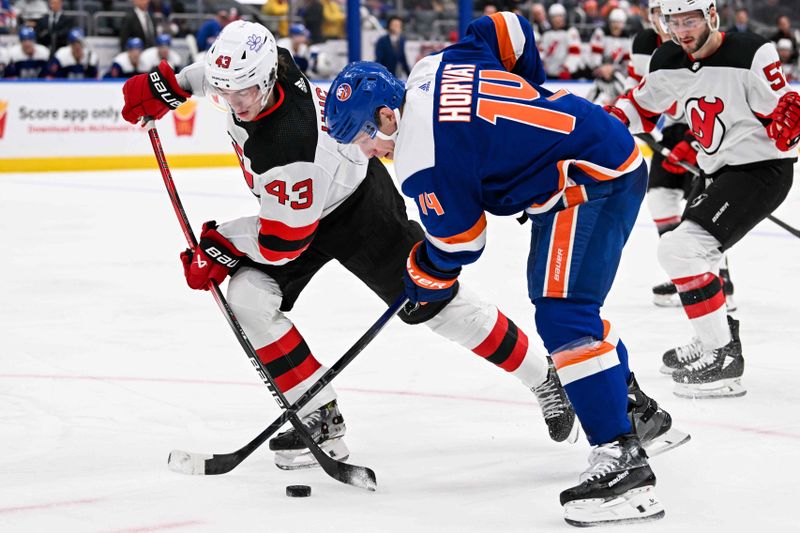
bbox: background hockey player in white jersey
[588,8,632,76]
[4,26,48,78]
[120,20,578,470]
[45,28,98,79]
[607,0,798,398]
[139,34,183,73]
[622,0,735,311]
[777,38,797,82]
[538,3,583,79]
[104,37,144,79]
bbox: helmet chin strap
[375,108,402,142]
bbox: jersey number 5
[476,70,575,134]
[763,61,787,91]
[265,179,313,209]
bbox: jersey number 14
[476,70,575,134]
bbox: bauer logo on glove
[181,221,245,290]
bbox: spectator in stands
[728,7,753,34]
[482,3,497,16]
[277,23,311,73]
[572,0,604,38]
[14,0,48,26]
[321,0,344,40]
[375,15,410,79]
[531,3,551,35]
[302,0,323,43]
[105,36,143,78]
[1,0,16,35]
[770,15,800,63]
[35,0,73,56]
[4,26,48,77]
[262,0,289,38]
[539,3,583,79]
[196,6,229,51]
[120,0,157,50]
[45,27,98,78]
[777,38,797,82]
[0,46,8,75]
[140,33,182,72]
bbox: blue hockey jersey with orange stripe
[394,12,643,271]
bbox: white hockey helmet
[548,3,567,18]
[609,8,627,24]
[659,0,719,31]
[205,21,278,104]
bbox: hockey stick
[144,120,378,490]
[637,133,800,238]
[169,294,406,476]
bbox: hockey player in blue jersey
[325,12,689,528]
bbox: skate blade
[653,294,680,308]
[673,378,747,399]
[566,419,581,444]
[725,295,737,313]
[274,438,350,471]
[643,427,691,457]
[563,486,665,527]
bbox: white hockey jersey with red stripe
[616,32,796,173]
[177,49,368,265]
[538,27,583,77]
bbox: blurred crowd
[1,0,799,87]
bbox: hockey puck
[286,484,311,497]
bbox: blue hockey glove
[404,241,461,304]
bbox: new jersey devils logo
[686,97,726,155]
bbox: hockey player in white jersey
[588,8,632,74]
[121,20,578,470]
[46,28,99,79]
[104,37,144,79]
[538,3,583,79]
[4,27,49,78]
[139,34,183,73]
[623,0,735,310]
[607,0,798,398]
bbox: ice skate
[560,434,664,527]
[660,336,703,375]
[673,318,745,399]
[268,400,349,470]
[652,280,680,307]
[532,358,579,443]
[628,373,690,456]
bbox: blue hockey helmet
[156,33,172,47]
[289,23,309,37]
[19,26,36,42]
[325,61,406,144]
[67,27,85,44]
[126,37,144,50]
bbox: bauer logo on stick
[336,83,352,102]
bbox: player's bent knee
[227,267,284,330]
[534,298,603,354]
[657,224,715,279]
[397,283,460,325]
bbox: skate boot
[627,373,690,456]
[531,358,579,443]
[268,400,349,470]
[560,434,664,527]
[673,320,745,399]
[660,336,703,375]
[652,281,679,307]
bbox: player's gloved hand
[767,91,800,152]
[122,60,190,124]
[661,138,698,174]
[180,221,245,290]
[603,104,629,127]
[403,241,460,304]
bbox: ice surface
[2,163,799,532]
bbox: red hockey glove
[603,104,629,127]
[122,60,191,124]
[661,139,698,174]
[404,241,461,304]
[767,91,800,152]
[558,68,572,80]
[180,221,245,290]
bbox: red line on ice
[104,520,206,533]
[0,497,101,514]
